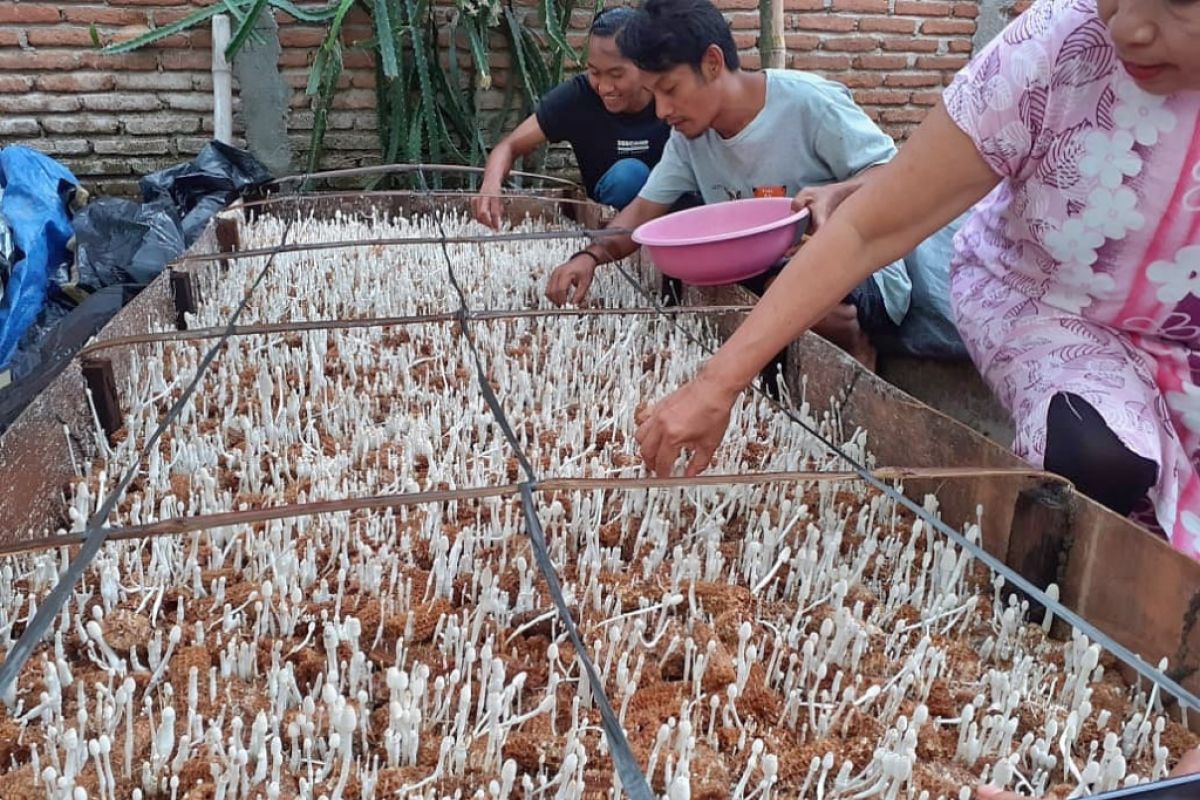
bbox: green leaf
[463,20,491,91]
[505,7,538,108]
[268,0,342,23]
[88,23,101,48]
[404,0,439,164]
[225,0,270,59]
[101,4,225,54]
[540,0,576,63]
[373,0,399,79]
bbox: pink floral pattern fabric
[944,0,1200,560]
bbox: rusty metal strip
[236,189,601,212]
[0,466,1066,558]
[0,484,522,558]
[77,305,756,357]
[272,162,581,189]
[173,227,636,266]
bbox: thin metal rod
[0,467,1063,558]
[77,305,756,358]
[273,162,581,190]
[175,227,635,266]
[236,189,603,212]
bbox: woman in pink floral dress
[633,0,1200,562]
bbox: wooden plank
[80,357,121,443]
[170,269,200,331]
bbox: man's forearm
[582,197,667,264]
[480,145,514,191]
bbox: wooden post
[1005,481,1072,621]
[170,269,199,330]
[759,0,786,69]
[215,213,241,271]
[81,357,122,443]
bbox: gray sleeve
[810,84,897,181]
[637,132,698,205]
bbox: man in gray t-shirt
[546,0,965,366]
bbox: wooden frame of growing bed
[0,183,1195,726]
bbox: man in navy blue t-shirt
[472,7,670,228]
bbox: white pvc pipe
[212,14,233,144]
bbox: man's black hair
[617,0,740,73]
[590,6,637,37]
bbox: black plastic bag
[0,284,139,432]
[140,140,273,245]
[72,197,187,289]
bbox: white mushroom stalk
[0,207,1193,798]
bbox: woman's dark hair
[590,6,637,37]
[617,0,740,73]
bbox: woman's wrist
[698,353,753,403]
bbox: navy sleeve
[535,75,587,144]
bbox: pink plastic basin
[632,197,810,286]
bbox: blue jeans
[593,158,650,209]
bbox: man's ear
[701,44,725,81]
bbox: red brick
[0,95,80,116]
[948,39,973,52]
[27,27,103,47]
[822,36,879,52]
[0,75,33,93]
[278,26,329,48]
[840,72,883,88]
[858,17,917,33]
[330,89,376,110]
[832,0,888,10]
[790,53,853,71]
[740,52,763,70]
[921,18,976,34]
[41,114,119,134]
[853,89,912,105]
[881,108,928,123]
[728,11,760,29]
[351,72,377,89]
[278,50,313,68]
[883,71,943,87]
[159,52,212,70]
[64,6,146,25]
[783,33,822,49]
[342,50,373,69]
[124,113,200,135]
[854,54,909,70]
[0,31,20,47]
[0,51,81,71]
[719,0,761,9]
[788,14,857,33]
[36,72,117,92]
[952,2,979,17]
[915,54,970,69]
[78,51,159,70]
[110,0,185,5]
[0,4,60,23]
[81,94,163,112]
[911,90,945,105]
[881,37,938,52]
[895,0,954,15]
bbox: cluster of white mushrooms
[0,208,1192,799]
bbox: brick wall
[0,0,993,193]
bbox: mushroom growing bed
[0,207,1194,800]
